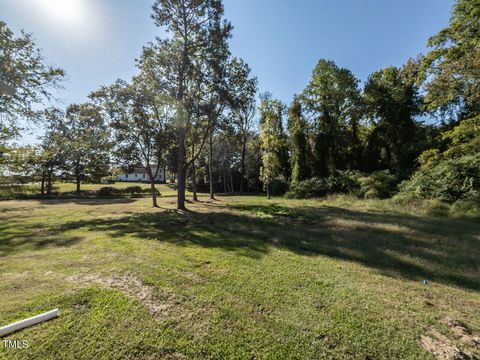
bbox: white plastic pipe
[0,309,59,337]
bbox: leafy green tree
[59,104,111,193]
[418,115,480,170]
[37,109,69,196]
[149,0,232,210]
[259,94,286,199]
[91,78,175,207]
[244,133,262,193]
[0,21,64,137]
[420,0,480,119]
[363,60,424,178]
[301,59,362,177]
[227,58,258,194]
[287,97,310,184]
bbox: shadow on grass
[0,221,84,256]
[1,201,479,291]
[35,198,138,206]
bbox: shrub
[286,171,398,200]
[287,171,363,199]
[286,177,329,199]
[96,187,121,197]
[332,170,362,193]
[396,154,480,202]
[141,187,160,195]
[357,170,397,199]
[270,177,289,196]
[450,192,480,218]
[124,186,143,196]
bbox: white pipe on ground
[0,309,59,337]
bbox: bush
[450,192,480,218]
[269,177,289,196]
[96,187,121,197]
[357,170,397,199]
[286,178,330,199]
[124,186,143,197]
[286,171,363,199]
[333,170,363,193]
[286,171,398,200]
[396,154,480,202]
[141,187,160,195]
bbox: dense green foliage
[301,59,363,177]
[420,0,480,118]
[0,21,64,134]
[287,98,310,184]
[1,0,479,208]
[397,154,480,202]
[286,170,396,200]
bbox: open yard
[0,195,479,359]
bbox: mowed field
[0,193,479,359]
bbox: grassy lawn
[0,195,479,359]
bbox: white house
[116,167,166,183]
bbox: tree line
[1,0,479,208]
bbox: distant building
[116,166,166,183]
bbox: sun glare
[28,0,102,38]
[37,0,85,24]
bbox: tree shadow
[0,221,84,256]
[34,198,138,206]
[45,202,480,291]
[1,200,478,291]
[231,203,480,290]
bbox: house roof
[130,167,148,174]
[122,166,163,175]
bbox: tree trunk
[177,127,186,210]
[229,170,234,195]
[208,131,215,200]
[150,181,159,208]
[46,168,53,196]
[41,171,46,196]
[266,182,270,199]
[146,166,159,208]
[240,134,247,195]
[191,142,198,201]
[256,150,261,194]
[223,172,227,193]
[76,175,81,193]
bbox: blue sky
[2,0,452,114]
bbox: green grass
[0,195,479,359]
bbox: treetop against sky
[2,0,452,109]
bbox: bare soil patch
[420,317,480,360]
[68,273,174,316]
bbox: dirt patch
[443,318,480,349]
[72,298,90,312]
[420,329,472,360]
[68,273,174,316]
[420,318,480,360]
